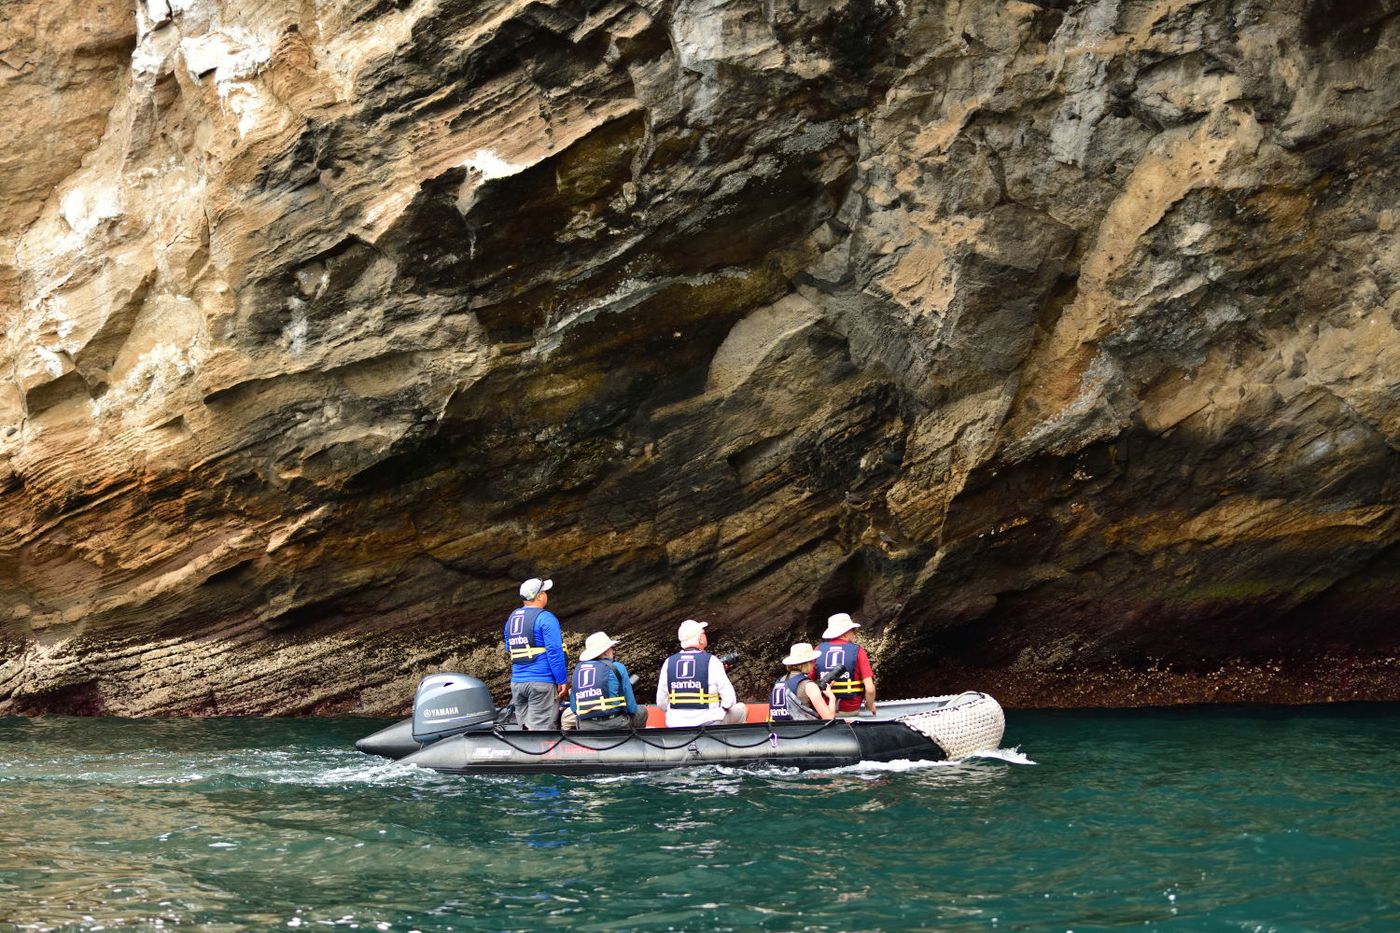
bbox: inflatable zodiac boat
[356,673,1005,775]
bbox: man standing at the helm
[504,577,568,730]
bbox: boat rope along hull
[399,719,945,775]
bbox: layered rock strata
[1,0,1397,714]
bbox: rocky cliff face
[1,0,1396,715]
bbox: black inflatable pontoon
[355,672,1006,774]
[356,717,428,760]
[399,719,944,775]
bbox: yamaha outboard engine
[412,673,496,744]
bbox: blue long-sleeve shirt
[570,660,639,716]
[506,608,568,685]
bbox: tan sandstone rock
[0,0,1396,714]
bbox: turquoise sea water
[1,707,1396,931]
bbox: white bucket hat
[580,631,620,662]
[677,619,708,648]
[519,577,553,600]
[783,642,821,666]
[822,612,860,640]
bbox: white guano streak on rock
[280,300,308,355]
[132,0,179,77]
[88,338,208,424]
[58,184,123,248]
[452,149,534,219]
[183,32,271,138]
[143,0,172,27]
[315,0,441,100]
[34,300,78,377]
[364,86,638,239]
[528,269,748,359]
[461,149,529,181]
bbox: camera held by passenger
[817,664,847,690]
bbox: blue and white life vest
[769,673,818,722]
[572,660,628,719]
[665,650,717,709]
[816,641,865,697]
[504,607,546,665]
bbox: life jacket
[665,650,718,709]
[504,607,546,665]
[572,660,628,719]
[816,641,865,697]
[768,672,819,722]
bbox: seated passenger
[656,619,748,727]
[569,632,649,731]
[816,612,877,716]
[768,642,836,722]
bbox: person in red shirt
[814,613,877,716]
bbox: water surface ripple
[1,707,1396,931]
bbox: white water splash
[582,764,801,788]
[270,759,443,787]
[825,758,962,775]
[825,747,1036,775]
[967,746,1037,765]
[573,750,1035,785]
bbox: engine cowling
[411,672,496,743]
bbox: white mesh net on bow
[896,692,1005,759]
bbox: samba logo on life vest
[577,666,597,688]
[671,659,703,690]
[823,646,844,669]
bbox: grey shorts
[511,681,561,731]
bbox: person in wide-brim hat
[815,612,877,716]
[821,612,860,640]
[568,631,648,732]
[580,631,620,662]
[769,642,835,722]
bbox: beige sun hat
[677,619,708,648]
[782,642,821,666]
[580,631,620,662]
[821,612,860,640]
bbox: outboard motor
[412,673,496,744]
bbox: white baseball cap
[822,612,860,639]
[677,619,708,648]
[519,578,553,600]
[580,631,620,662]
[782,642,820,666]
